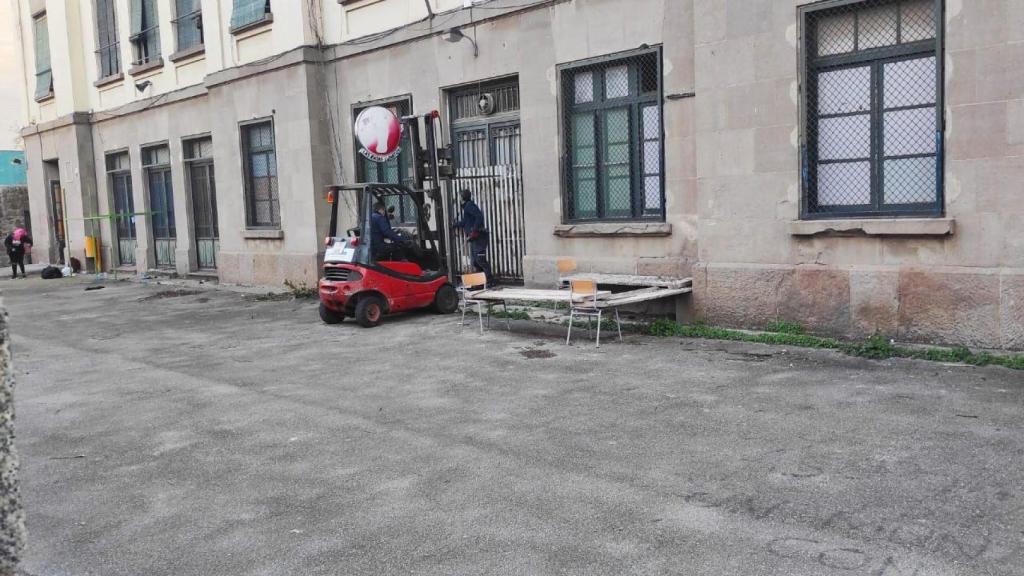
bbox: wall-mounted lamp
[444,27,478,58]
[135,80,152,93]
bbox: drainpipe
[422,0,434,19]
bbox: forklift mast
[403,111,455,279]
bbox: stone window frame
[239,118,281,230]
[557,46,665,224]
[798,0,946,220]
[141,142,176,242]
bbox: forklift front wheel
[319,302,344,325]
[432,284,458,314]
[354,295,385,328]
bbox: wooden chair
[566,279,621,348]
[556,258,577,290]
[459,272,510,334]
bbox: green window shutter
[231,0,269,29]
[129,0,144,36]
[33,16,51,99]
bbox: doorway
[446,78,525,284]
[106,152,136,266]
[185,137,218,270]
[143,145,175,269]
[48,179,65,265]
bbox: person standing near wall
[3,226,31,279]
[453,190,494,287]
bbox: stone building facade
[12,0,1024,349]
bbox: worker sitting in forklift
[453,189,494,286]
[371,201,406,261]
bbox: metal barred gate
[446,79,525,284]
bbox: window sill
[34,91,55,104]
[94,73,124,88]
[788,218,955,237]
[230,14,273,36]
[169,45,205,63]
[553,222,672,238]
[242,229,283,240]
[128,58,164,77]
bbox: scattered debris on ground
[519,348,557,359]
[138,289,203,302]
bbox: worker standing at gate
[453,189,494,287]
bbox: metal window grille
[560,49,664,221]
[106,151,137,266]
[95,0,121,78]
[242,121,280,228]
[802,0,942,218]
[353,98,417,225]
[448,79,526,283]
[174,0,203,51]
[230,0,271,30]
[33,14,52,99]
[451,82,519,121]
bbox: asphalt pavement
[5,275,1023,576]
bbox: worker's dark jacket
[4,234,30,258]
[370,211,402,254]
[454,201,486,239]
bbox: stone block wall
[0,187,30,268]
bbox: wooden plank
[598,287,693,308]
[470,288,611,303]
[562,273,693,289]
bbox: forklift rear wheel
[354,295,384,328]
[319,303,344,324]
[432,284,458,314]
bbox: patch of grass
[647,320,1024,370]
[490,307,531,321]
[765,320,805,335]
[284,279,317,299]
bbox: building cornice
[204,46,322,89]
[325,0,567,62]
[19,0,561,136]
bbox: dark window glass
[561,50,663,221]
[230,0,271,30]
[354,99,416,225]
[241,122,280,228]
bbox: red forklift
[318,111,459,327]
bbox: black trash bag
[40,266,63,280]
